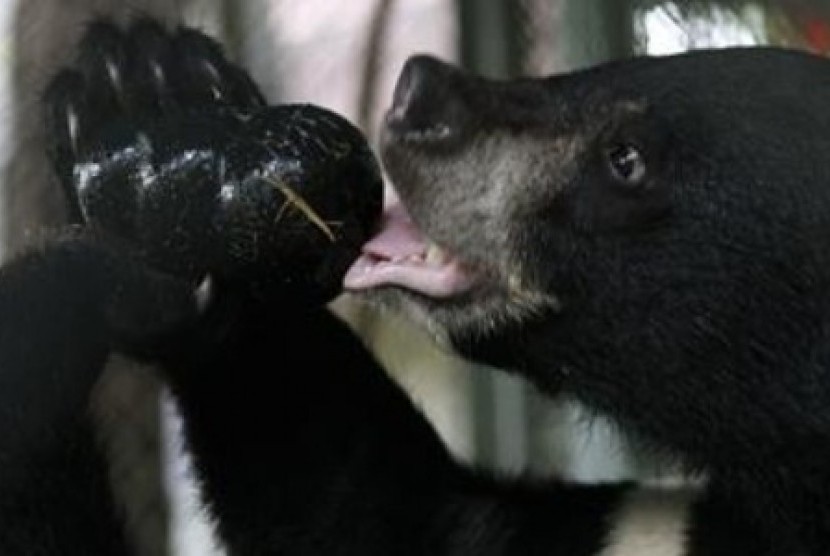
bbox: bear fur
[2,16,830,556]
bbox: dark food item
[44,20,383,302]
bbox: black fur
[0,19,633,556]
[377,51,830,553]
[2,16,823,556]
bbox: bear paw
[44,18,383,303]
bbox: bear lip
[343,188,478,298]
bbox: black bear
[1,15,829,556]
[349,51,830,554]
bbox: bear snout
[384,54,471,145]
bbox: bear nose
[386,55,468,140]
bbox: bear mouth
[342,54,482,301]
[343,187,479,299]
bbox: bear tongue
[343,190,476,298]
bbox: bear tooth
[389,254,424,264]
[425,243,448,266]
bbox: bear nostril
[388,58,419,121]
[386,55,466,142]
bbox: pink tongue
[360,202,427,260]
[343,187,476,298]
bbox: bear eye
[607,144,646,187]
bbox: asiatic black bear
[1,17,829,556]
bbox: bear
[1,15,829,556]
[345,52,830,554]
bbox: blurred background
[1,0,830,554]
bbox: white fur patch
[162,392,228,556]
[598,487,697,556]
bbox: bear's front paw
[44,18,383,303]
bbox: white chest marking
[598,487,697,556]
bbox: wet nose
[386,55,469,137]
